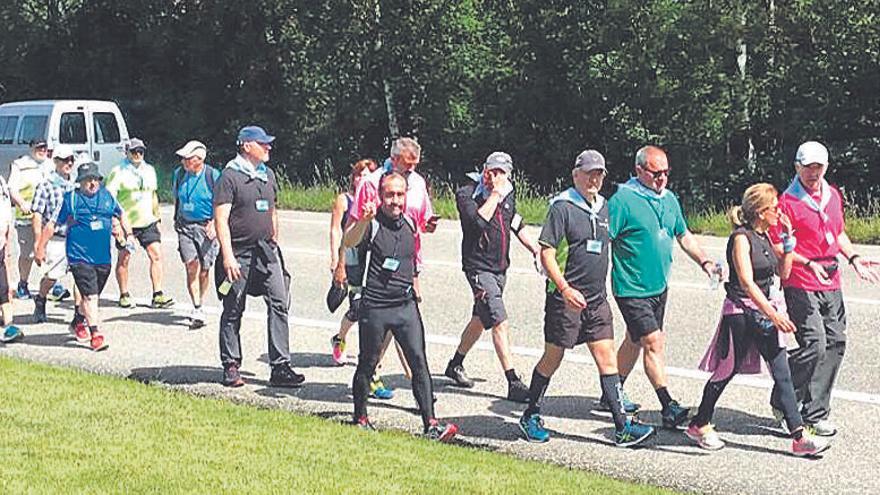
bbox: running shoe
[507,379,530,403]
[69,320,90,343]
[355,416,376,431]
[151,293,175,309]
[118,293,133,308]
[598,391,641,414]
[1,325,23,343]
[189,307,206,329]
[661,400,690,429]
[424,420,458,442]
[615,419,655,448]
[444,362,474,388]
[370,376,394,400]
[807,420,838,437]
[222,363,245,387]
[269,363,305,388]
[90,332,109,352]
[685,423,725,451]
[15,282,31,300]
[33,296,48,323]
[792,433,831,457]
[518,413,550,443]
[47,283,70,302]
[331,335,346,366]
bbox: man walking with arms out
[609,145,720,428]
[214,126,304,388]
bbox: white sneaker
[190,307,206,329]
[685,423,725,451]
[792,432,831,457]
[808,419,838,437]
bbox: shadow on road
[127,364,235,385]
[104,310,189,327]
[14,331,81,350]
[257,352,342,369]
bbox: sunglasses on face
[641,166,670,179]
[56,157,74,163]
[130,148,145,155]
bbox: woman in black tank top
[686,183,830,457]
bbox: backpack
[172,165,216,224]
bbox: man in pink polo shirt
[770,141,880,437]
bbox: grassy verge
[0,357,674,494]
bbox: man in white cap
[31,145,78,324]
[769,141,880,436]
[171,140,220,329]
[105,138,173,309]
[444,151,539,402]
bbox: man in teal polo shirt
[608,145,719,428]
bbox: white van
[0,99,131,178]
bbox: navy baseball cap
[237,126,275,144]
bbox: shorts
[117,221,161,250]
[16,224,34,253]
[543,293,613,348]
[344,289,363,322]
[615,289,668,342]
[40,237,69,280]
[0,247,8,304]
[176,222,219,269]
[466,271,507,329]
[69,263,111,296]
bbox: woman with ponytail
[685,183,831,457]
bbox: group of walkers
[2,131,876,454]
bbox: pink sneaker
[792,433,830,457]
[331,335,346,366]
[685,423,725,451]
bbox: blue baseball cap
[237,126,275,144]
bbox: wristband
[848,254,861,265]
[700,260,713,270]
[781,235,797,254]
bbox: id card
[586,239,603,254]
[511,213,523,232]
[381,257,400,272]
[182,202,195,212]
[255,199,269,212]
[89,220,103,231]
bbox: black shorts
[466,271,507,329]
[544,293,614,349]
[70,263,111,296]
[345,290,363,322]
[615,289,668,342]
[117,221,162,250]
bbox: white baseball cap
[795,141,829,166]
[175,140,207,160]
[52,144,75,160]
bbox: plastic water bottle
[709,260,723,290]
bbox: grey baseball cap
[127,138,146,151]
[574,149,606,172]
[483,151,513,174]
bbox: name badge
[132,191,143,201]
[89,220,103,231]
[825,231,835,245]
[255,199,269,212]
[182,202,195,212]
[586,239,603,254]
[381,257,400,272]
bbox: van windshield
[59,112,87,144]
[17,115,48,144]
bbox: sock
[524,369,551,417]
[600,374,628,431]
[88,325,98,335]
[504,368,519,383]
[153,291,163,298]
[792,428,804,440]
[120,291,130,298]
[449,351,466,368]
[194,303,201,309]
[656,387,673,410]
[619,374,628,386]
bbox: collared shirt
[608,178,688,298]
[32,171,75,236]
[7,154,53,224]
[213,162,278,249]
[104,159,159,228]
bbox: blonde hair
[349,159,377,192]
[727,183,778,228]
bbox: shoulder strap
[360,218,382,288]
[205,165,216,191]
[173,167,185,221]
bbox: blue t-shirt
[173,165,220,223]
[57,187,123,265]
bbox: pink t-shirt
[770,183,845,291]
[349,167,434,271]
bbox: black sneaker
[269,363,305,388]
[507,379,529,403]
[222,363,244,388]
[661,400,690,429]
[33,296,48,323]
[444,362,474,388]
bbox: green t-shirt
[608,179,687,298]
[105,159,159,228]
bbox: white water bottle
[709,260,723,290]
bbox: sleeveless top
[724,226,777,300]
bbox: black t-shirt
[213,167,277,249]
[725,227,777,300]
[538,199,610,303]
[359,210,417,307]
[456,183,520,274]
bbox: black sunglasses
[640,166,670,179]
[130,148,145,154]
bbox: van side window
[0,116,18,145]
[17,115,48,144]
[93,112,121,143]
[59,112,87,144]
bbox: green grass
[0,357,674,495]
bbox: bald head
[634,145,670,192]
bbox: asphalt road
[3,206,879,494]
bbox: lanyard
[72,190,103,221]
[180,169,204,204]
